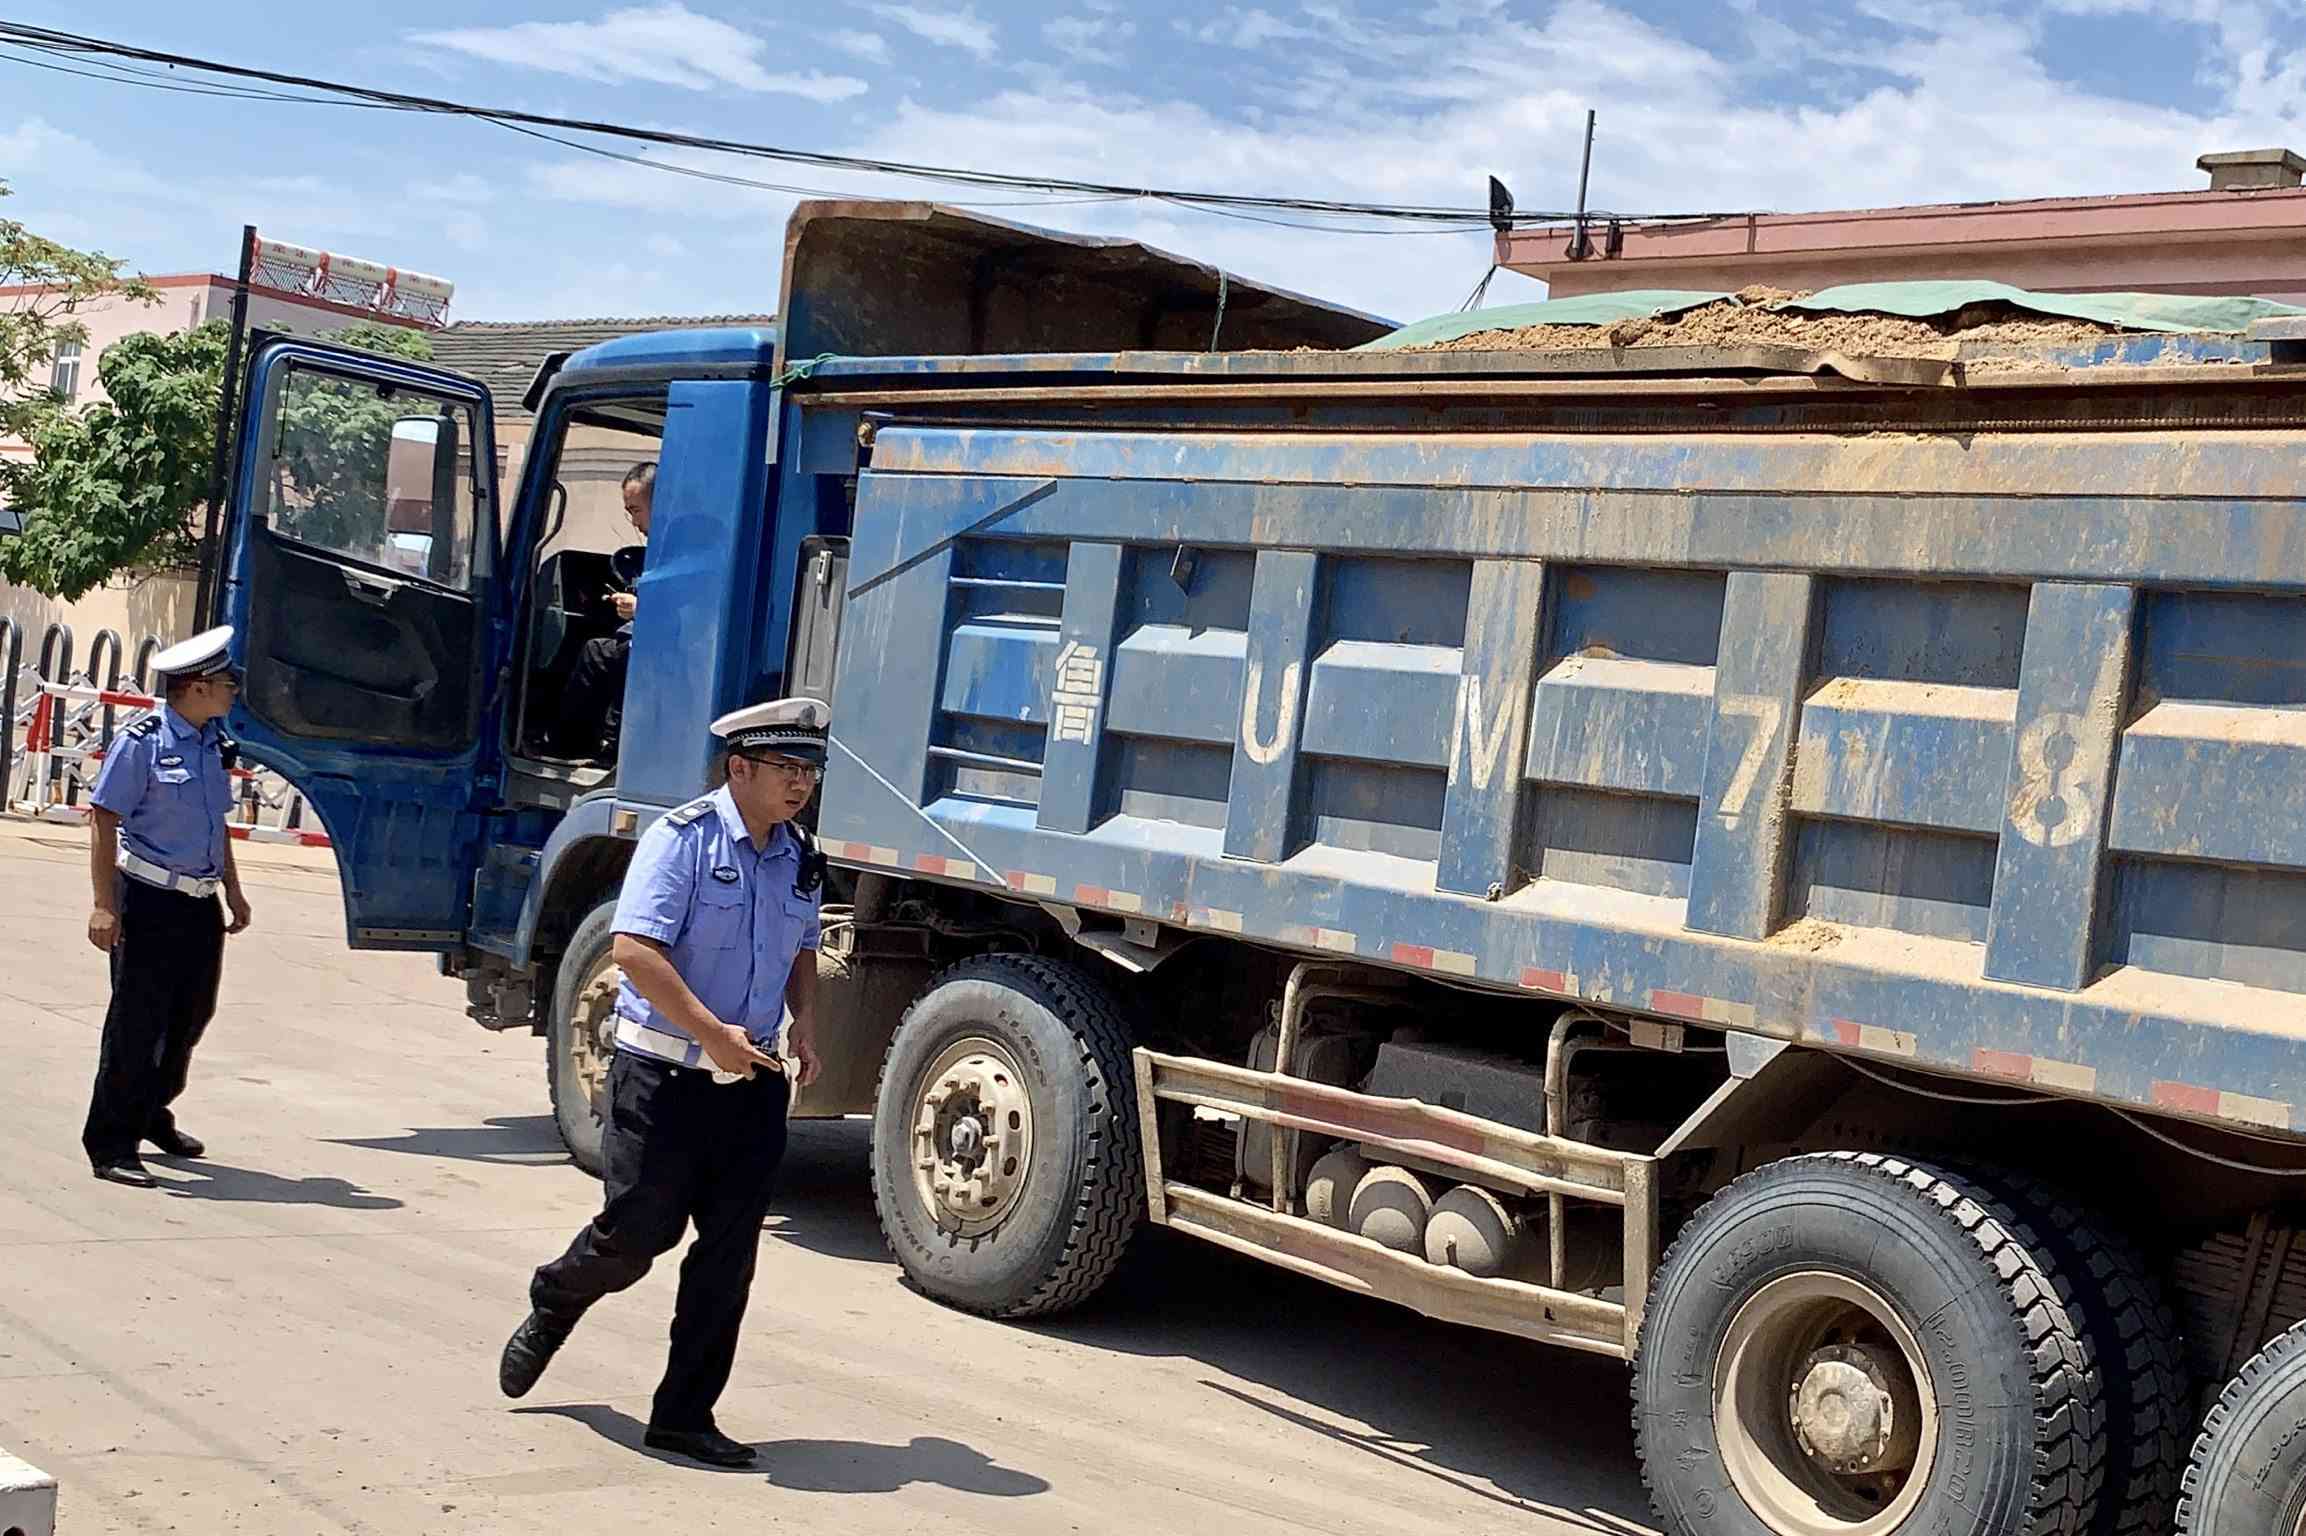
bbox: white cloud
[868,4,997,58]
[1196,9,1316,50]
[1045,12,1137,65]
[410,4,869,100]
[36,0,2306,327]
[827,28,891,62]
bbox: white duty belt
[119,849,222,900]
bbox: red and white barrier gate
[8,682,332,848]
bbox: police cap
[151,625,238,683]
[711,697,829,765]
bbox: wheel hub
[570,962,622,1114]
[1714,1271,1940,1536]
[1791,1345,1919,1476]
[910,1040,1035,1235]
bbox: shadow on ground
[326,1114,572,1167]
[150,1155,403,1211]
[517,1402,1049,1495]
[764,1118,1655,1534]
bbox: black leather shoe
[643,1426,757,1468]
[92,1161,158,1188]
[148,1128,206,1158]
[498,1309,577,1399]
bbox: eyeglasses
[740,754,823,784]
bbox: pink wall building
[0,274,426,473]
[1503,148,2306,303]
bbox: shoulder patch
[123,715,162,740]
[664,797,715,828]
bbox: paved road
[0,820,1658,1535]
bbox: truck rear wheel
[545,900,619,1178]
[2180,1320,2306,1535]
[1633,1151,2107,1536]
[870,953,1142,1318]
[1985,1172,2188,1536]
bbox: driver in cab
[558,460,653,760]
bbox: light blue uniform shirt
[610,785,822,1067]
[88,706,233,881]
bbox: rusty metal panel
[820,401,2306,1146]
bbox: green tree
[0,179,155,443]
[1,316,437,600]
[269,322,445,563]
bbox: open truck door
[220,334,506,949]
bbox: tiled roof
[427,314,775,421]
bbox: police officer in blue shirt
[499,696,829,1467]
[82,625,254,1188]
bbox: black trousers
[532,1052,790,1431]
[83,875,224,1168]
[557,634,630,756]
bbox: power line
[0,19,1752,232]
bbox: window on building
[48,340,83,403]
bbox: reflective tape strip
[1284,925,1357,954]
[1973,1048,2097,1094]
[1072,884,1145,914]
[1519,966,1580,995]
[1191,906,1244,933]
[1006,871,1059,897]
[1824,1018,1918,1057]
[1390,942,1478,977]
[1652,990,1758,1029]
[2154,1081,2292,1129]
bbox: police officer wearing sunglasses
[81,624,254,1188]
[499,696,830,1467]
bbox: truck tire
[1633,1151,2107,1536]
[870,953,1141,1319]
[545,900,619,1178]
[1984,1171,2189,1536]
[2179,1319,2306,1534]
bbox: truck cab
[215,200,1385,1170]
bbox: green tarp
[1357,291,1728,350]
[1360,279,2306,351]
[1782,280,2306,335]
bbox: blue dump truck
[220,200,2306,1535]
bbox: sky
[3,0,2305,327]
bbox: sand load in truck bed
[1363,279,2306,360]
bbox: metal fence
[2,620,330,849]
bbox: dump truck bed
[808,328,2306,1142]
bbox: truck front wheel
[1634,1151,2107,1536]
[870,954,1142,1318]
[545,900,619,1178]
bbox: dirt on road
[0,825,1655,1536]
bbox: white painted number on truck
[1715,696,1784,822]
[2008,710,2096,848]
